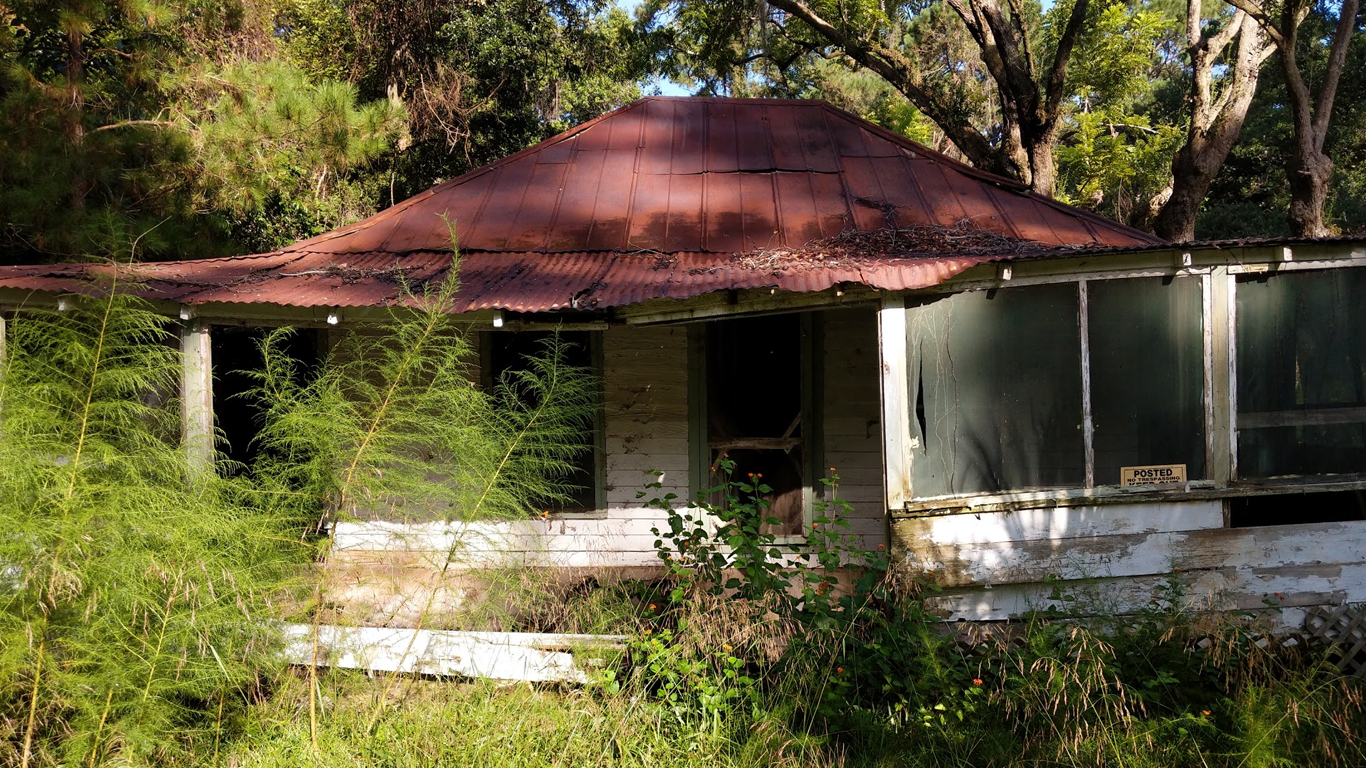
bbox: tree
[1226,0,1362,236]
[276,0,651,205]
[650,0,1097,196]
[0,0,411,262]
[1153,2,1274,241]
[1052,0,1185,227]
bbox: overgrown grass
[206,466,1366,768]
[200,636,1366,768]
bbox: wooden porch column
[877,295,913,510]
[180,319,214,473]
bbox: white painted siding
[894,502,1366,627]
[822,308,887,550]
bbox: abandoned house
[4,96,1366,637]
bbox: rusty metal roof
[0,97,1166,313]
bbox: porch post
[180,318,214,473]
[877,295,913,511]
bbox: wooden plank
[333,518,675,548]
[930,563,1366,623]
[1220,267,1238,481]
[903,518,1366,588]
[894,502,1223,547]
[180,320,213,473]
[878,296,912,508]
[282,624,623,683]
[1079,280,1094,488]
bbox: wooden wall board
[902,517,1366,588]
[895,501,1224,547]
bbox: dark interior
[1229,489,1366,528]
[484,330,598,512]
[211,326,326,473]
[707,314,806,535]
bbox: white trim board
[282,624,625,683]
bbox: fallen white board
[282,624,624,683]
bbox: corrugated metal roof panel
[0,97,1178,314]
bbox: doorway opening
[705,313,816,537]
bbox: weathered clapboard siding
[822,308,887,551]
[894,502,1366,626]
[335,325,691,567]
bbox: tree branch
[1311,0,1361,144]
[1043,0,1091,119]
[1222,0,1285,46]
[764,0,998,167]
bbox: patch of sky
[616,0,691,96]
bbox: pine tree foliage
[0,290,302,766]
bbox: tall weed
[0,290,300,766]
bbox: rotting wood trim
[1238,406,1366,428]
[1078,280,1094,489]
[928,566,1356,623]
[619,288,880,326]
[900,517,1366,589]
[281,624,625,683]
[920,242,1366,298]
[892,476,1366,517]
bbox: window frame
[901,274,1212,506]
[894,257,1366,515]
[479,328,607,519]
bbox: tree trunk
[1287,146,1333,237]
[1154,10,1270,242]
[65,22,87,212]
[1272,0,1359,237]
[1024,129,1056,199]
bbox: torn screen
[907,283,1085,497]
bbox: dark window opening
[1088,276,1206,484]
[211,326,326,473]
[1229,490,1366,528]
[484,330,600,514]
[907,283,1085,497]
[1237,269,1366,478]
[706,314,807,536]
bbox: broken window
[211,326,327,473]
[1088,276,1206,484]
[705,314,812,537]
[907,283,1085,497]
[1237,268,1366,479]
[483,330,603,513]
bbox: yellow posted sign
[1120,464,1187,486]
